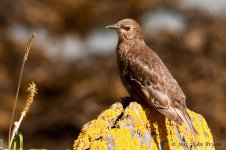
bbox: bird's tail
[174,108,199,135]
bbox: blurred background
[0,0,226,149]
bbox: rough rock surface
[73,98,214,150]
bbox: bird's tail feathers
[174,108,199,135]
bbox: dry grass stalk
[8,33,36,150]
[10,82,37,147]
[22,82,37,117]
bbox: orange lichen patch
[144,107,167,145]
[73,101,214,150]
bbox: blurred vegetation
[0,0,226,149]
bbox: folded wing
[126,50,198,134]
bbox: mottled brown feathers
[106,18,198,135]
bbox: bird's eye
[123,26,131,31]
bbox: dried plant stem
[10,115,23,147]
[10,82,37,147]
[8,33,36,150]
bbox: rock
[73,97,214,150]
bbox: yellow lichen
[73,101,214,150]
[123,102,148,136]
[73,119,109,150]
[90,140,108,150]
[99,108,122,121]
[109,127,136,149]
[150,138,159,150]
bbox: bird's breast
[117,56,128,76]
[116,40,139,81]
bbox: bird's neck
[116,40,131,56]
[116,38,145,63]
[117,38,144,53]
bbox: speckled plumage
[106,18,198,135]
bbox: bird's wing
[126,57,181,124]
[128,54,181,104]
[127,52,198,134]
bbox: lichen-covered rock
[73,98,214,150]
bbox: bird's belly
[119,73,146,102]
[117,57,146,101]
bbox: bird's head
[106,19,144,42]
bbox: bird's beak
[105,24,120,29]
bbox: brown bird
[106,18,198,135]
